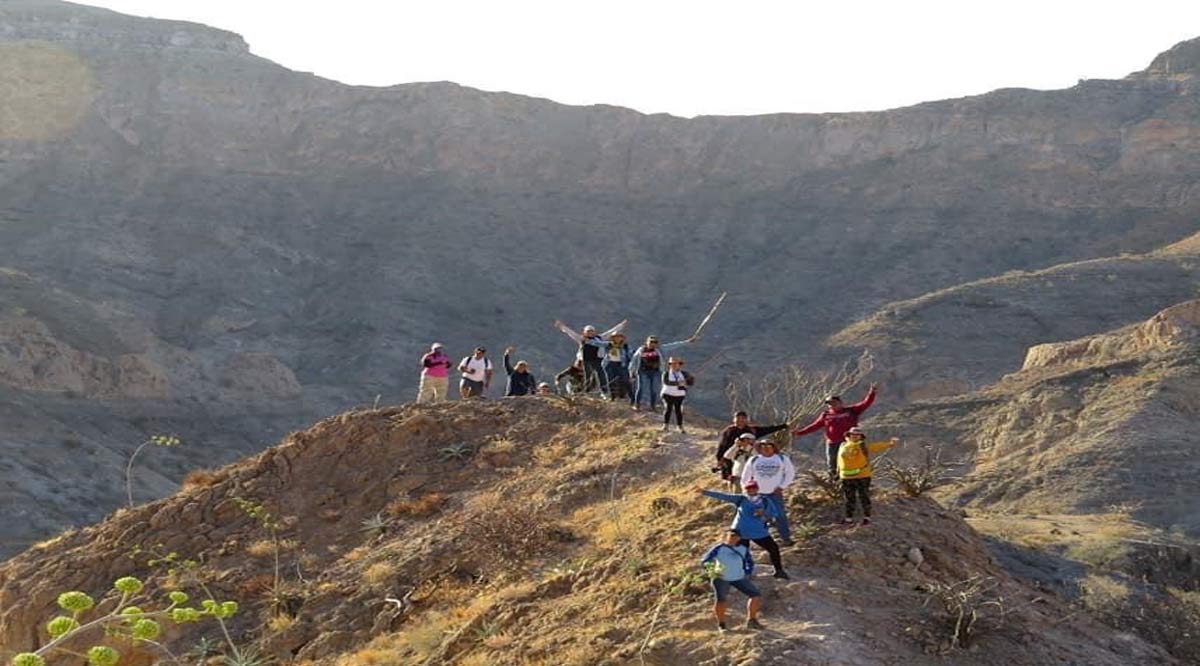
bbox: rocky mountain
[3,0,1200,556]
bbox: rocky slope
[4,0,1200,556]
[0,399,1175,665]
[871,300,1200,534]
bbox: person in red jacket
[792,384,878,480]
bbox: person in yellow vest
[838,427,899,526]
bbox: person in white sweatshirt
[739,440,795,545]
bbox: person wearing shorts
[457,347,493,399]
[700,529,764,632]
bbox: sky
[85,0,1200,117]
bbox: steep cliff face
[2,0,1200,556]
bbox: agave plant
[439,442,475,461]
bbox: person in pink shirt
[417,343,453,403]
[792,384,878,479]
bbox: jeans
[603,362,632,401]
[583,359,605,393]
[711,577,761,602]
[634,370,661,408]
[825,440,842,479]
[763,492,791,541]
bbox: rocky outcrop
[1022,299,1200,370]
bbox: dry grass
[182,469,220,490]
[386,492,447,519]
[267,612,297,633]
[363,561,397,587]
[246,539,276,558]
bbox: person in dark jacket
[715,411,790,484]
[553,320,627,393]
[602,332,634,403]
[555,359,586,394]
[502,347,538,397]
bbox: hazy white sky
[86,0,1200,117]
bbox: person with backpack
[838,427,898,526]
[601,332,634,403]
[552,320,627,393]
[696,480,789,579]
[792,384,878,480]
[457,347,494,399]
[715,411,791,487]
[660,357,693,433]
[740,440,795,545]
[700,529,764,632]
[628,334,696,412]
[417,342,453,403]
[502,347,538,397]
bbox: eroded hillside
[0,399,1175,665]
[4,0,1200,556]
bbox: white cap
[583,325,597,333]
[736,433,756,441]
[431,342,444,350]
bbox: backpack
[639,347,661,372]
[838,440,870,478]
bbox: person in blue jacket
[700,529,764,632]
[696,480,789,579]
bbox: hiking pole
[690,291,727,340]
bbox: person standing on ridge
[457,347,494,399]
[740,440,796,546]
[629,334,696,412]
[660,356,693,433]
[700,529,765,632]
[721,433,757,492]
[602,332,634,403]
[417,342,452,403]
[792,384,878,480]
[696,480,789,579]
[502,346,538,397]
[837,427,898,526]
[716,411,790,486]
[553,319,627,393]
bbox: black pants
[749,536,784,572]
[662,394,685,426]
[842,478,872,518]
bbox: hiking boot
[860,517,871,526]
[744,618,765,630]
[772,568,790,580]
[716,622,728,634]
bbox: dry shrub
[803,469,842,503]
[1082,574,1200,660]
[363,561,398,587]
[387,492,448,519]
[724,351,875,442]
[459,498,554,564]
[237,573,275,597]
[886,445,955,497]
[922,575,1007,652]
[182,469,219,490]
[267,612,297,633]
[246,539,276,558]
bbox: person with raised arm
[792,384,878,480]
[628,334,696,412]
[502,346,538,397]
[552,319,627,393]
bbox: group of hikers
[697,388,898,631]
[416,319,701,431]
[414,322,898,633]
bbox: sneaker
[744,618,765,630]
[772,568,791,580]
[717,622,728,634]
[780,538,795,547]
[678,426,687,434]
[860,517,871,526]
[661,424,670,432]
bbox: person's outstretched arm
[658,335,698,352]
[792,413,825,437]
[752,424,790,438]
[867,437,899,455]
[849,383,878,415]
[503,349,516,376]
[600,319,629,337]
[698,488,740,504]
[553,320,583,343]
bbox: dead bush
[724,352,874,446]
[458,499,554,565]
[387,492,448,519]
[1082,574,1200,661]
[886,445,955,497]
[922,575,1007,652]
[182,469,220,490]
[803,468,843,503]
